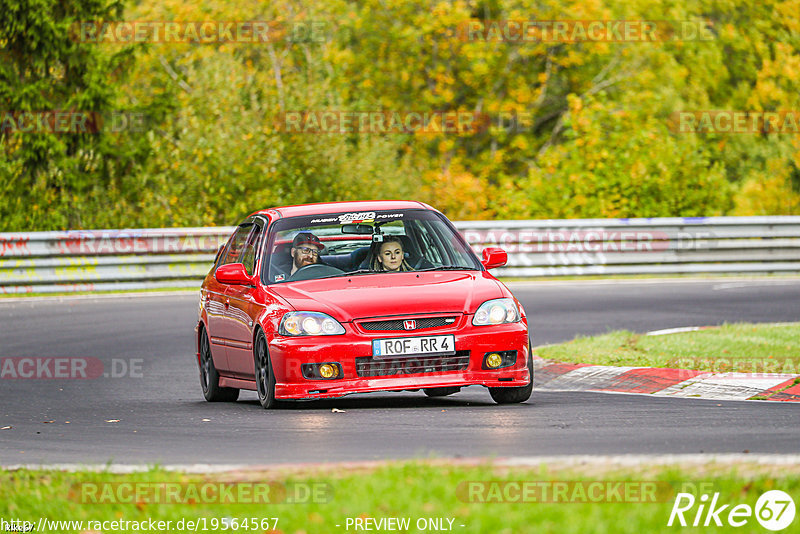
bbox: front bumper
[268,321,530,400]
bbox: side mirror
[215,263,254,285]
[481,247,507,269]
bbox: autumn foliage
[1,0,799,230]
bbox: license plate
[372,335,456,358]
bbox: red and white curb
[533,360,800,402]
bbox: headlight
[472,298,520,326]
[279,312,345,336]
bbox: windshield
[262,209,482,283]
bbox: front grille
[359,316,458,331]
[355,351,470,377]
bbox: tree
[0,0,153,229]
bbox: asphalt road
[1,278,798,465]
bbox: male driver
[290,232,324,274]
[272,231,324,281]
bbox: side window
[212,244,226,269]
[240,224,263,276]
[220,225,253,266]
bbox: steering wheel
[288,263,344,281]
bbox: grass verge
[2,461,798,533]
[535,322,800,373]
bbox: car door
[207,223,253,373]
[225,220,264,378]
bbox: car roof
[249,200,436,219]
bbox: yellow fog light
[319,364,339,379]
[485,353,503,369]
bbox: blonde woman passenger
[370,236,413,272]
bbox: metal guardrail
[1,216,799,294]
[461,216,800,278]
[0,228,232,294]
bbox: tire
[199,328,239,402]
[423,386,461,397]
[254,332,280,409]
[489,352,533,404]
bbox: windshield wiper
[318,269,373,279]
[319,266,475,279]
[416,265,478,272]
[344,269,374,276]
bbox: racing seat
[268,243,293,280]
[318,245,370,272]
[320,253,350,271]
[350,246,370,270]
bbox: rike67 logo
[668,490,795,531]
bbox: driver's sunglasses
[296,246,320,256]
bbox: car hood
[269,271,505,322]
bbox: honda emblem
[403,320,417,330]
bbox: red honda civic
[195,200,532,408]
